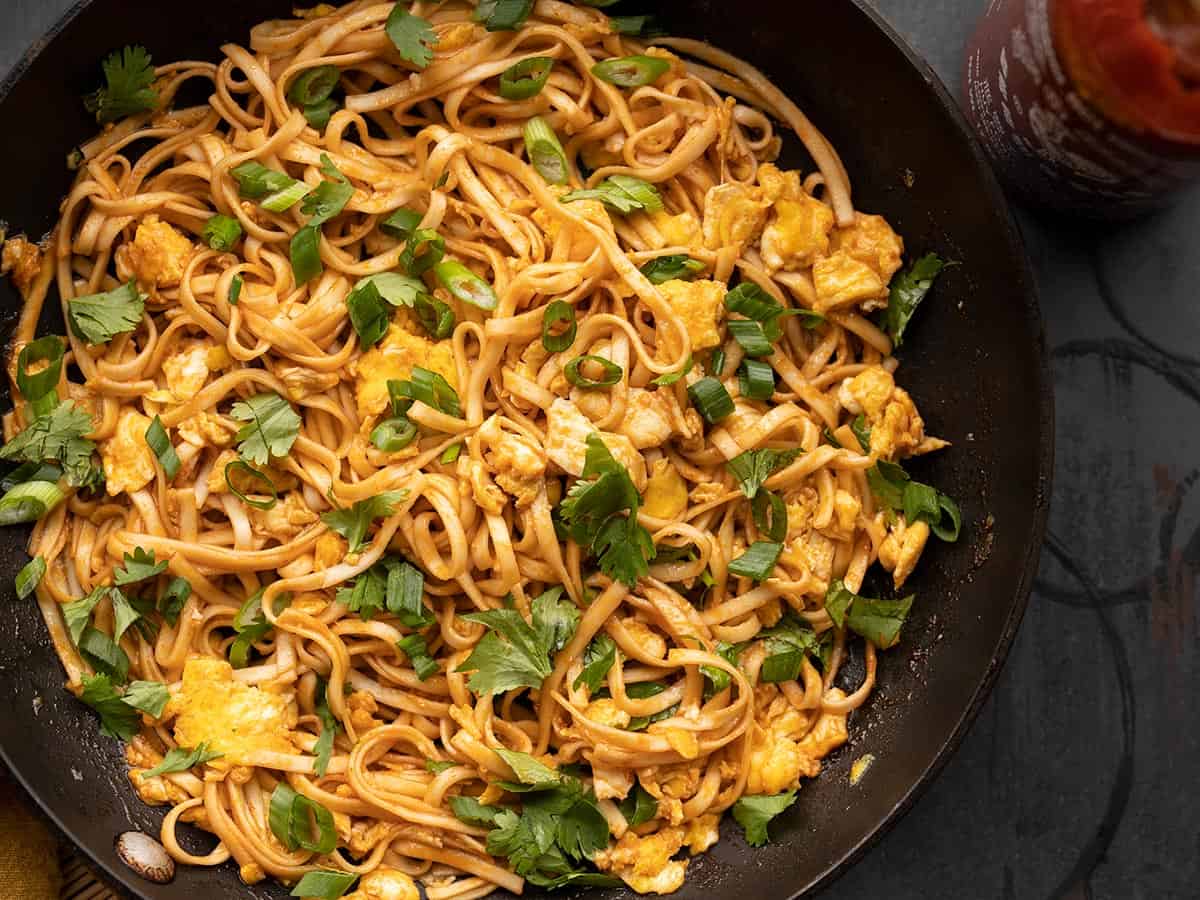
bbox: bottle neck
[1147,0,1200,85]
[1055,0,1200,146]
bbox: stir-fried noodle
[0,2,958,896]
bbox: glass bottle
[964,0,1200,219]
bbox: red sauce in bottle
[964,0,1200,218]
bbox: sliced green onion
[564,355,622,389]
[709,348,727,378]
[268,783,337,854]
[433,260,498,310]
[15,555,45,600]
[303,98,339,130]
[440,443,462,464]
[523,116,569,185]
[290,224,322,283]
[608,174,663,213]
[230,161,295,199]
[610,15,652,34]
[500,56,554,99]
[224,460,278,510]
[346,279,390,350]
[0,481,64,525]
[400,228,445,276]
[397,633,440,680]
[290,871,358,900]
[414,293,455,340]
[229,274,243,306]
[728,541,783,582]
[387,380,414,417]
[0,462,61,494]
[387,560,432,626]
[640,254,704,285]
[370,417,417,452]
[288,65,339,106]
[752,489,787,542]
[541,300,576,352]
[412,367,462,417]
[728,319,774,357]
[650,354,693,386]
[381,208,422,240]
[739,359,775,401]
[202,214,242,251]
[592,55,671,88]
[474,0,534,31]
[262,180,313,213]
[16,336,64,404]
[724,282,822,341]
[144,415,180,480]
[687,377,734,423]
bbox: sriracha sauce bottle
[964,0,1200,218]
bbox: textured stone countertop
[2,2,1194,899]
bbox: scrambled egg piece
[878,515,931,591]
[117,215,194,289]
[314,533,345,571]
[169,657,296,767]
[533,187,613,259]
[479,416,546,508]
[812,252,886,312]
[781,489,836,588]
[343,867,419,900]
[683,814,720,855]
[652,210,702,248]
[277,364,339,402]
[248,492,319,542]
[838,366,944,460]
[757,164,834,273]
[585,698,631,729]
[178,411,235,448]
[545,398,647,491]
[162,341,210,399]
[619,388,674,450]
[125,738,191,808]
[701,182,768,252]
[746,686,848,795]
[100,408,157,496]
[642,460,688,520]
[833,213,904,287]
[657,279,725,353]
[467,459,506,515]
[435,22,479,54]
[354,320,457,419]
[1,235,42,292]
[824,489,862,542]
[594,827,688,895]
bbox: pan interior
[0,2,1050,898]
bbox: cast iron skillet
[0,1,1053,898]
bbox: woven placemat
[0,768,122,900]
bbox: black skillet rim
[0,1,1055,897]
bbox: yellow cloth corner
[0,774,61,900]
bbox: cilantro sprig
[321,490,407,552]
[84,46,158,124]
[386,4,438,68]
[732,790,797,846]
[0,402,99,488]
[884,253,947,348]
[558,435,655,587]
[449,748,618,888]
[457,587,579,695]
[230,393,301,466]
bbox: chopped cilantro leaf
[83,45,157,124]
[732,790,797,847]
[321,490,407,553]
[230,393,301,465]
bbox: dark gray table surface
[2,2,1194,899]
